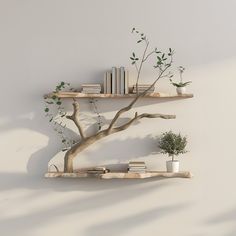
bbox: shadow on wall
[27,98,164,175]
[84,203,191,236]
[0,71,175,179]
[204,208,236,236]
[0,174,177,236]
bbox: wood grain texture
[45,171,193,179]
[44,92,193,99]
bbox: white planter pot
[176,86,186,95]
[166,160,180,173]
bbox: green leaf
[169,48,172,52]
[132,52,135,57]
[61,82,65,86]
[44,108,49,112]
[157,56,162,61]
[62,139,66,143]
[132,61,136,65]
[130,57,134,60]
[137,40,142,43]
[135,58,139,61]
[56,101,62,105]
[49,117,53,122]
[52,95,57,100]
[46,101,53,104]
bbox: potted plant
[159,131,188,172]
[170,66,191,94]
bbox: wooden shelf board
[45,171,193,179]
[44,92,193,99]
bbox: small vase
[176,87,186,95]
[166,160,179,173]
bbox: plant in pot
[159,131,188,172]
[170,66,191,95]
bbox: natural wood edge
[44,92,194,99]
[44,171,193,179]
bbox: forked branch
[66,101,85,140]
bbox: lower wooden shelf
[45,171,193,179]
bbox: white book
[116,68,121,94]
[103,72,107,94]
[124,70,129,94]
[120,67,125,95]
[106,72,112,94]
[111,67,116,94]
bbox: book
[124,70,129,94]
[120,67,125,95]
[103,72,107,94]
[106,72,112,94]
[116,67,121,94]
[111,67,116,94]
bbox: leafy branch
[44,81,77,151]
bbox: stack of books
[128,161,146,173]
[132,84,155,94]
[81,84,101,94]
[104,67,129,94]
[86,166,109,174]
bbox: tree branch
[143,50,156,62]
[66,101,85,140]
[107,60,172,133]
[135,40,149,92]
[113,112,176,132]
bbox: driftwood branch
[113,112,176,132]
[64,111,175,172]
[66,101,85,140]
[63,34,175,173]
[107,61,172,133]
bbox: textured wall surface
[0,0,236,235]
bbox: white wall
[1,0,236,235]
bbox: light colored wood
[45,171,193,179]
[101,171,193,179]
[63,112,175,172]
[44,91,193,99]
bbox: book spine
[103,72,107,94]
[124,70,129,94]
[120,67,125,95]
[112,67,116,94]
[107,72,112,94]
[116,67,121,94]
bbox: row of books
[104,67,129,94]
[132,84,155,94]
[128,161,146,173]
[81,84,101,94]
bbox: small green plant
[170,66,191,87]
[159,131,187,161]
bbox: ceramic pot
[176,86,186,95]
[166,160,180,172]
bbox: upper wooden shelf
[45,92,194,99]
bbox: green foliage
[170,79,192,87]
[170,66,191,87]
[159,131,188,157]
[43,81,76,150]
[131,27,174,76]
